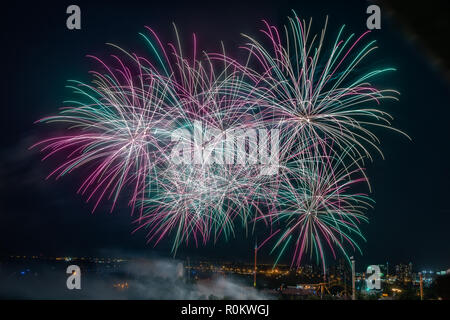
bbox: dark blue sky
[1,0,449,271]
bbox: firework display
[32,12,406,269]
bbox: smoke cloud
[0,255,269,300]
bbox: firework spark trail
[266,147,372,272]
[32,13,407,270]
[31,54,179,214]
[127,26,284,251]
[216,12,409,167]
[205,12,409,267]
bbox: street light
[351,257,356,300]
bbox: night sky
[1,0,449,271]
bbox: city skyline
[1,253,448,300]
[2,252,449,274]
